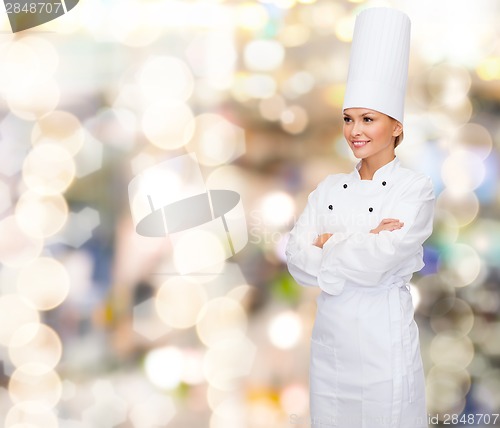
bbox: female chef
[285,8,435,428]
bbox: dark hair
[394,131,403,148]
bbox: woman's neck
[359,155,395,180]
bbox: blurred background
[0,0,499,426]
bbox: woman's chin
[350,151,365,159]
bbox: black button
[368,207,373,212]
[382,181,387,186]
[328,205,333,210]
[343,184,348,189]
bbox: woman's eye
[363,117,373,122]
[343,117,351,123]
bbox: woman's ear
[392,120,403,137]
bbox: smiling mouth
[352,140,370,148]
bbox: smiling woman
[286,7,435,428]
[343,108,403,180]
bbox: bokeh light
[268,310,303,349]
[155,276,208,329]
[138,56,194,103]
[144,346,184,390]
[197,297,247,347]
[441,150,485,195]
[141,100,195,150]
[22,144,76,196]
[31,110,85,156]
[244,40,285,72]
[8,365,62,408]
[8,323,63,372]
[16,257,70,311]
[15,191,69,238]
[5,402,58,428]
[187,113,245,166]
[0,1,499,426]
[0,295,40,346]
[0,216,43,268]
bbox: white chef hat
[342,7,411,124]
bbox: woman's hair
[394,131,404,148]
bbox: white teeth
[353,141,369,147]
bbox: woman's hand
[313,233,333,248]
[370,218,404,234]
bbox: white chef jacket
[285,156,435,428]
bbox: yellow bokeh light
[196,297,247,347]
[32,110,85,156]
[22,144,76,196]
[8,365,62,408]
[155,276,208,329]
[15,191,68,238]
[334,15,355,42]
[324,84,346,108]
[141,100,195,150]
[236,3,269,31]
[429,332,474,369]
[0,216,43,268]
[426,365,470,415]
[477,56,500,81]
[17,257,70,311]
[8,323,63,373]
[173,229,227,275]
[278,24,311,47]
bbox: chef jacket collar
[354,155,400,181]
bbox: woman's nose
[351,122,362,136]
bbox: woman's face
[343,108,402,161]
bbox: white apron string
[387,280,415,428]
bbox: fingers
[381,218,401,223]
[382,221,404,231]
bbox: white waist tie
[383,279,415,428]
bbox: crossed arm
[313,218,404,248]
[285,175,435,293]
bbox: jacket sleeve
[318,175,435,293]
[285,186,324,287]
